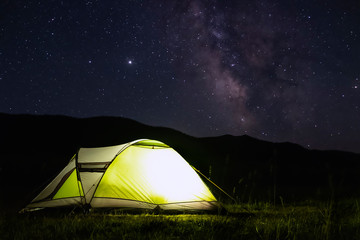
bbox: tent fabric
[25,139,218,211]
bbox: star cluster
[0,0,359,152]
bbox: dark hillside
[1,113,360,212]
[197,135,360,202]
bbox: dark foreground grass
[2,200,360,240]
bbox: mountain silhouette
[1,113,359,212]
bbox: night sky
[1,0,359,153]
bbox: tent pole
[75,151,87,205]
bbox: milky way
[159,0,360,151]
[0,0,359,152]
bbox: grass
[2,199,360,240]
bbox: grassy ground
[2,200,360,240]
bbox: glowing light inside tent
[53,169,84,199]
[94,145,216,205]
[141,148,211,203]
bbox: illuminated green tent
[24,139,218,211]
